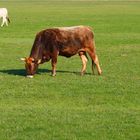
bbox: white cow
[0,8,10,27]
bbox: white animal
[0,8,10,27]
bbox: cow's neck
[30,45,43,60]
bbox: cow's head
[21,57,41,78]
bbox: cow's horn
[20,58,26,61]
[37,59,41,64]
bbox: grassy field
[0,0,140,140]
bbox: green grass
[0,0,140,140]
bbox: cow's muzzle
[26,75,34,78]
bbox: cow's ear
[37,59,41,64]
[20,57,26,62]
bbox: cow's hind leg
[79,52,88,76]
[5,18,8,26]
[87,49,102,75]
[94,54,102,75]
[2,17,8,27]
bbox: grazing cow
[0,8,10,27]
[21,26,102,78]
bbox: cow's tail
[84,52,89,60]
[92,60,96,75]
[91,40,96,75]
[6,17,10,23]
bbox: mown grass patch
[0,0,140,140]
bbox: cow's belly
[59,45,81,58]
[57,36,86,57]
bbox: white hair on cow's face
[26,75,34,78]
[0,8,10,27]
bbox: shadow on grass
[0,69,92,77]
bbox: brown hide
[24,26,102,77]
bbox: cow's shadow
[0,69,26,76]
[0,68,91,77]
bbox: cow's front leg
[51,57,57,76]
[1,17,5,27]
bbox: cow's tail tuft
[92,60,96,75]
[6,17,10,23]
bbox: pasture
[0,0,140,139]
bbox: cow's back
[56,26,94,57]
[58,26,93,40]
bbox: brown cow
[21,26,102,78]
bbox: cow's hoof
[52,74,56,77]
[80,72,84,76]
[81,71,86,76]
[98,70,102,75]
